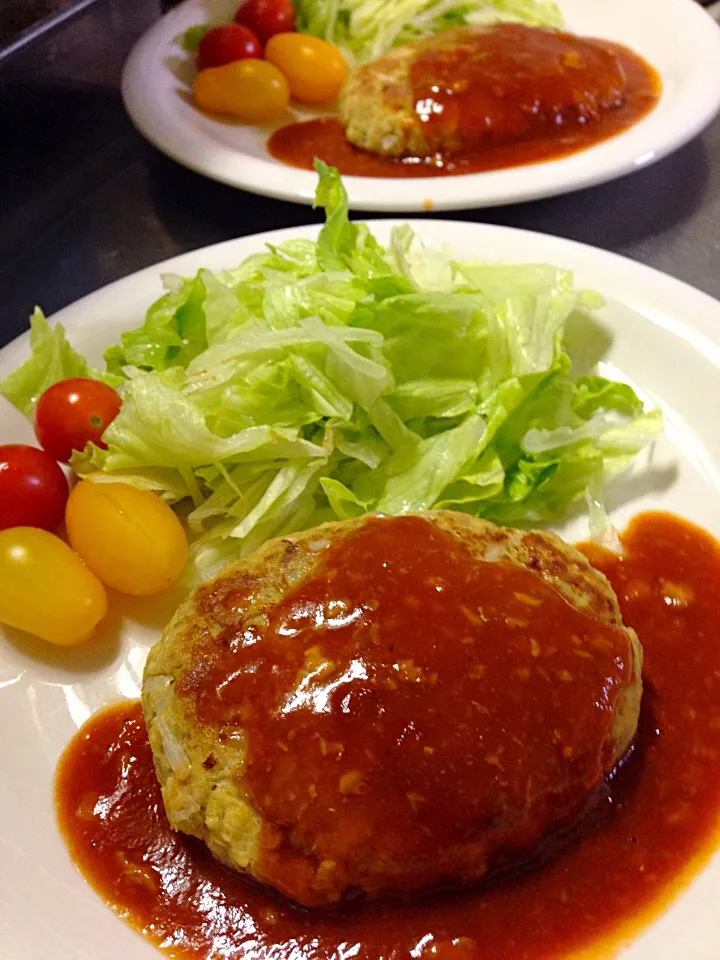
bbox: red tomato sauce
[268,26,661,179]
[56,511,720,960]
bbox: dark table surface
[1,0,719,349]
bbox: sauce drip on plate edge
[56,511,720,960]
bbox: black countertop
[1,0,719,348]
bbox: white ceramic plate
[2,221,720,959]
[120,0,720,211]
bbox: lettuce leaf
[1,163,662,584]
[178,23,209,51]
[295,0,563,63]
[0,308,119,417]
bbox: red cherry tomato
[234,0,295,43]
[197,23,263,70]
[0,444,69,532]
[34,377,122,463]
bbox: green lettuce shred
[0,161,661,584]
[295,0,564,63]
[0,308,120,417]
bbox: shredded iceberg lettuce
[294,0,564,63]
[0,161,661,584]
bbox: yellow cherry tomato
[65,481,188,596]
[193,59,290,121]
[0,527,107,646]
[265,33,347,104]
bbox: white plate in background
[2,221,720,957]
[121,0,720,210]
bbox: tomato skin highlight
[265,33,347,104]
[0,527,107,646]
[197,23,263,70]
[34,377,122,463]
[0,444,69,532]
[65,481,188,596]
[234,0,295,43]
[194,59,290,121]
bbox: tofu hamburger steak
[338,24,628,158]
[142,511,642,907]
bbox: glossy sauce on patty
[187,515,635,903]
[268,26,660,177]
[56,512,720,959]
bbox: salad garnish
[1,162,661,584]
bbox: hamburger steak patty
[143,511,642,907]
[338,24,628,157]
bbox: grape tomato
[65,481,188,596]
[197,23,262,70]
[265,33,347,104]
[194,59,290,121]
[0,444,68,532]
[234,0,295,43]
[34,377,122,464]
[0,527,107,646]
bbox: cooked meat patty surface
[339,23,628,157]
[142,511,642,907]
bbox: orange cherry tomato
[193,59,289,121]
[65,481,188,596]
[265,33,347,105]
[0,527,107,646]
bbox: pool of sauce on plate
[56,511,720,959]
[268,25,661,178]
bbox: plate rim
[120,0,720,211]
